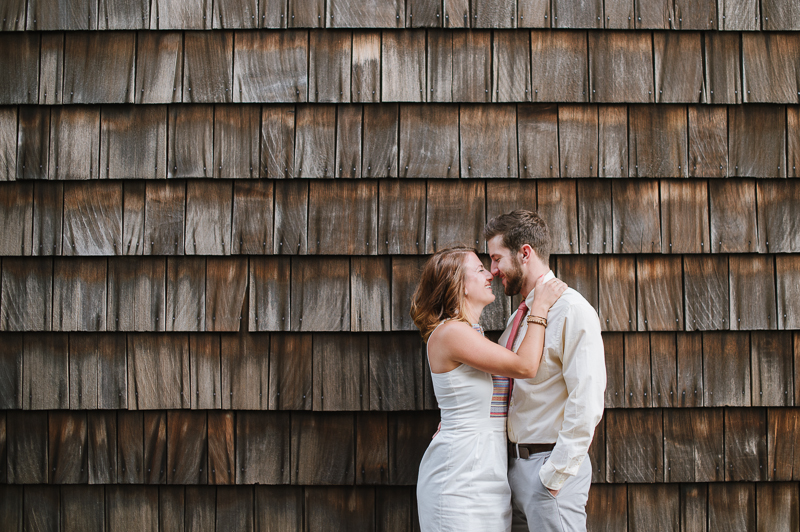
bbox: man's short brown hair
[484,210,551,265]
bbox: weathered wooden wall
[1,0,800,529]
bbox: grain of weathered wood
[709,179,757,253]
[378,179,424,254]
[236,411,290,484]
[158,486,184,532]
[333,104,361,178]
[663,408,723,482]
[185,486,216,530]
[255,486,303,531]
[767,408,800,481]
[168,105,213,178]
[287,0,324,27]
[460,104,517,177]
[376,487,412,532]
[184,31,233,103]
[751,332,793,406]
[536,180,578,254]
[313,333,369,410]
[588,417,605,482]
[426,30,453,102]
[351,32,381,102]
[39,33,65,105]
[629,105,688,177]
[0,183,32,256]
[327,0,403,27]
[127,334,191,409]
[623,333,652,407]
[273,181,308,255]
[22,485,60,531]
[486,180,538,221]
[106,486,158,532]
[391,256,426,331]
[743,33,799,103]
[551,0,602,27]
[492,31,530,102]
[757,483,800,531]
[703,332,750,406]
[87,411,117,483]
[261,106,295,178]
[308,180,377,254]
[612,179,661,253]
[0,258,52,331]
[305,487,373,531]
[351,258,391,331]
[730,255,777,330]
[683,255,728,331]
[64,32,135,104]
[425,180,485,252]
[606,409,663,482]
[637,256,683,331]
[189,334,221,409]
[206,257,247,331]
[356,412,388,484]
[70,334,126,409]
[269,333,312,410]
[0,413,4,483]
[220,332,269,409]
[452,31,491,102]
[0,334,22,409]
[443,0,469,27]
[629,485,679,531]
[167,410,208,484]
[556,256,598,313]
[61,485,104,532]
[166,257,206,331]
[232,180,273,254]
[309,31,351,103]
[149,0,210,28]
[650,333,677,406]
[216,486,254,531]
[718,0,759,30]
[249,257,291,331]
[7,410,47,483]
[763,0,800,29]
[53,258,107,331]
[679,335,711,407]
[292,412,355,483]
[107,258,166,331]
[399,104,459,177]
[0,486,21,528]
[558,104,597,177]
[16,106,50,180]
[143,180,184,254]
[32,182,63,256]
[135,32,182,104]
[531,30,588,102]
[725,407,767,481]
[660,180,708,254]
[0,0,25,30]
[49,411,88,483]
[758,181,800,252]
[234,31,307,102]
[703,32,742,104]
[589,31,653,103]
[294,104,336,177]
[389,411,440,484]
[633,0,669,28]
[602,0,634,28]
[597,105,627,177]
[213,104,260,179]
[100,105,167,179]
[776,256,800,330]
[121,182,144,254]
[213,0,258,27]
[48,106,100,180]
[0,107,17,180]
[0,34,39,104]
[185,180,232,255]
[62,181,122,255]
[653,32,703,103]
[117,410,144,483]
[598,257,636,332]
[516,104,558,177]
[729,105,787,178]
[369,333,424,410]
[208,410,234,484]
[586,485,627,532]
[382,31,425,101]
[143,411,167,483]
[688,105,727,177]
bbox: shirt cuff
[538,455,583,491]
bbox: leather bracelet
[526,315,547,327]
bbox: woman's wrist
[529,304,549,316]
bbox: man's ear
[520,244,534,263]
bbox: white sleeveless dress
[416,323,512,532]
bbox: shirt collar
[524,270,555,308]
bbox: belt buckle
[514,443,530,460]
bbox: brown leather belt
[508,443,555,459]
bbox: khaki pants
[508,452,592,532]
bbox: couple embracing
[411,210,606,532]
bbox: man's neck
[520,262,551,299]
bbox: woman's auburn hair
[410,246,478,342]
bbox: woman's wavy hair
[410,246,477,342]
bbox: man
[485,210,606,532]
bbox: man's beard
[502,255,525,296]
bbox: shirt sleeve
[538,302,606,491]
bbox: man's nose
[490,262,500,276]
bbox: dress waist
[439,417,507,433]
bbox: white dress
[416,323,512,532]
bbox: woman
[410,247,566,532]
